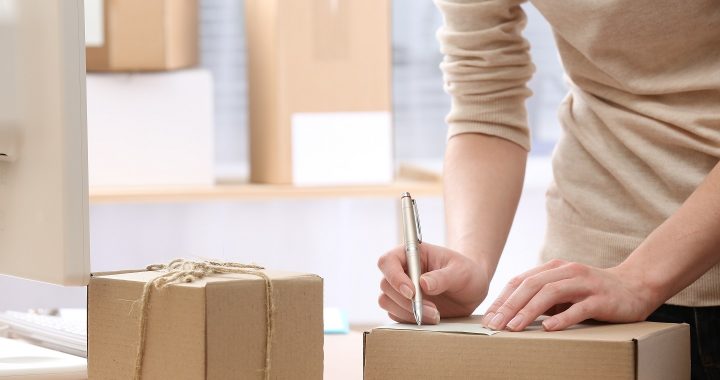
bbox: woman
[377,1,720,378]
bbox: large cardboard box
[89,269,323,379]
[364,316,690,380]
[245,0,393,185]
[86,69,214,188]
[85,0,198,72]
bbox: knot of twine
[133,259,275,380]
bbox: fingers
[482,259,566,326]
[379,279,440,323]
[485,263,583,330]
[377,248,414,299]
[542,300,596,331]
[503,279,587,331]
[378,294,440,324]
[420,265,458,296]
[380,279,417,314]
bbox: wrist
[611,260,667,315]
[456,246,497,283]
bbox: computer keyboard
[0,310,86,358]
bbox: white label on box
[84,0,103,47]
[291,112,393,186]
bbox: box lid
[92,268,319,287]
[365,316,690,380]
[372,315,686,342]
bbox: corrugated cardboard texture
[86,0,198,72]
[88,270,323,379]
[246,0,392,184]
[364,317,690,380]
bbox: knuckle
[500,299,520,313]
[541,282,561,297]
[548,258,566,267]
[377,255,388,269]
[522,276,540,290]
[508,276,524,289]
[566,262,588,275]
[387,273,404,289]
[379,279,390,292]
[490,299,505,310]
[577,302,594,316]
[378,294,390,309]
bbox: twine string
[133,259,274,380]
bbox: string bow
[133,259,275,380]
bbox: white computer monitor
[0,0,90,286]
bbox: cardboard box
[245,0,393,185]
[85,0,198,72]
[86,69,214,188]
[88,269,323,379]
[364,316,690,380]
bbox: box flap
[93,269,319,287]
[376,322,498,335]
[370,315,686,342]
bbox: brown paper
[88,270,323,379]
[364,316,690,380]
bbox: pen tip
[412,303,422,326]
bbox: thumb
[420,266,456,296]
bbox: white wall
[0,158,551,324]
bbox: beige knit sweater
[436,0,720,306]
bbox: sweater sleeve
[435,0,535,151]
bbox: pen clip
[412,199,422,244]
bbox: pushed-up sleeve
[435,0,535,151]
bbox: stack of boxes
[245,0,394,186]
[84,0,214,188]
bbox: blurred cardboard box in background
[85,0,198,72]
[364,316,690,380]
[245,0,393,186]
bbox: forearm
[444,133,527,279]
[618,161,720,306]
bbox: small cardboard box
[85,0,198,72]
[364,316,690,380]
[88,269,323,379]
[245,0,393,185]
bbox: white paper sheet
[376,322,499,336]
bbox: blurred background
[0,0,567,325]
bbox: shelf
[89,179,443,204]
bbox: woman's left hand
[481,259,663,332]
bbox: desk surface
[1,332,365,380]
[324,331,365,380]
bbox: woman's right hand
[377,242,490,324]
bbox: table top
[324,331,366,380]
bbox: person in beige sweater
[377,0,720,377]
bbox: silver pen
[400,192,423,325]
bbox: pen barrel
[405,244,423,303]
[401,194,423,308]
[400,196,419,247]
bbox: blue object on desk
[323,307,350,334]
